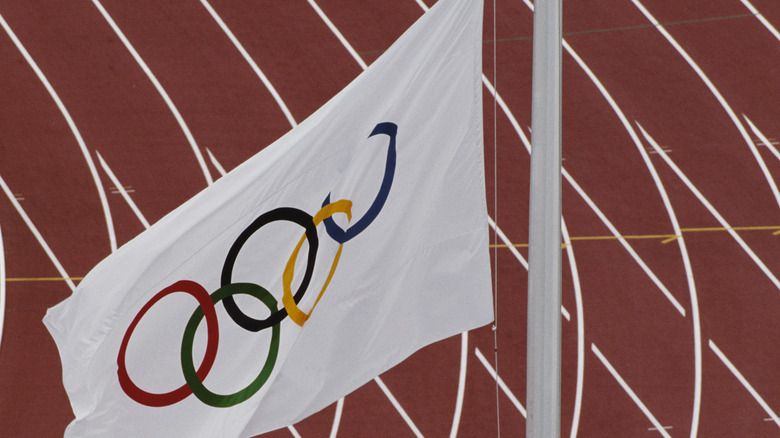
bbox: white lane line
[206,148,228,177]
[200,0,297,128]
[0,12,117,253]
[448,332,468,438]
[414,0,430,13]
[330,397,344,438]
[288,425,302,438]
[91,0,214,187]
[591,344,672,438]
[307,0,368,70]
[487,216,528,270]
[487,215,571,321]
[474,347,527,418]
[561,219,585,438]
[632,0,780,211]
[744,116,780,163]
[0,224,5,354]
[96,151,150,230]
[0,175,75,292]
[739,0,780,43]
[374,376,425,438]
[636,124,703,437]
[641,128,780,291]
[709,340,780,429]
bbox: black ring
[221,207,318,332]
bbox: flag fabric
[44,0,491,436]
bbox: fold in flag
[44,0,491,436]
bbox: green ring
[181,283,280,407]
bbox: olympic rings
[117,280,219,407]
[118,122,397,408]
[181,283,280,407]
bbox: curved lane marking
[632,0,780,211]
[0,224,5,355]
[561,219,585,438]
[330,397,344,438]
[636,124,702,438]
[91,0,214,187]
[0,12,117,252]
[448,332,469,438]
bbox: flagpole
[526,0,562,436]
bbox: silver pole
[526,0,562,436]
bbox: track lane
[2,1,780,437]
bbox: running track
[1,1,779,436]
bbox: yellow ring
[282,200,352,326]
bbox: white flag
[44,0,491,436]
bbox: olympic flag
[44,0,491,436]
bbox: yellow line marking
[661,235,680,244]
[491,243,528,248]
[681,226,780,232]
[6,277,83,282]
[11,227,779,280]
[490,225,780,248]
[569,234,676,242]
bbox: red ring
[117,280,219,407]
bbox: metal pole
[526,0,562,436]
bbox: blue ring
[322,122,397,243]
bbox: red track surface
[1,1,779,436]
